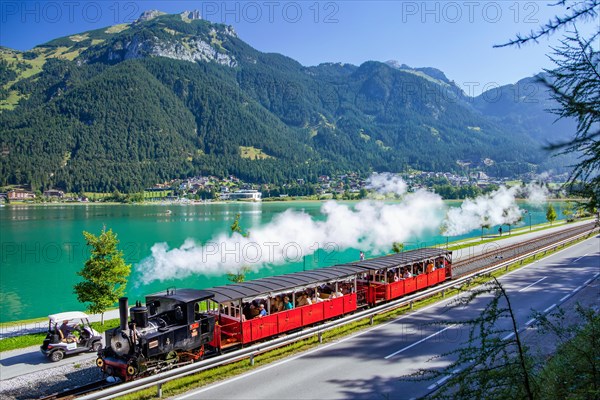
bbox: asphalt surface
[176,234,599,400]
[0,220,596,385]
[0,343,101,381]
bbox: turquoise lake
[0,201,566,322]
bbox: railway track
[48,222,599,400]
[452,221,598,278]
[38,379,117,400]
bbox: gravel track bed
[0,360,104,400]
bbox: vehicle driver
[59,320,76,342]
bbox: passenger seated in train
[426,260,435,273]
[257,304,267,318]
[312,292,325,302]
[283,296,293,310]
[249,301,261,318]
[296,293,312,307]
[402,268,412,278]
[320,283,334,294]
[272,295,284,313]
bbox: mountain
[0,11,575,192]
[473,75,577,145]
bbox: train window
[207,300,220,313]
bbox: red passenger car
[202,248,452,350]
[96,248,453,380]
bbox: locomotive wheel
[50,350,64,362]
[127,364,138,376]
[91,341,102,352]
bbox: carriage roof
[342,248,450,270]
[205,248,451,303]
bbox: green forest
[0,12,575,193]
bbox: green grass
[116,231,595,400]
[444,218,589,251]
[0,319,120,352]
[239,146,274,160]
[0,333,47,352]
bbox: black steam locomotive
[96,289,216,381]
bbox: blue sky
[1,1,596,95]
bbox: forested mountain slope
[0,11,574,192]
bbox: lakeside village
[0,169,569,205]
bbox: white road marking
[384,324,457,359]
[572,253,588,262]
[544,304,557,313]
[574,285,583,292]
[518,276,547,292]
[503,332,515,340]
[560,294,570,302]
[427,368,461,390]
[525,318,535,326]
[179,299,463,398]
[179,237,598,398]
[584,278,592,285]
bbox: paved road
[176,235,599,400]
[0,221,595,383]
[0,343,101,380]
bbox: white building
[229,189,262,201]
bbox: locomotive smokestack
[118,297,129,331]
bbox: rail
[78,223,598,400]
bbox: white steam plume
[442,186,523,236]
[137,175,444,283]
[522,182,549,207]
[366,172,408,196]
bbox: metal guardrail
[78,225,598,400]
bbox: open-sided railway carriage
[97,248,451,380]
[206,248,452,348]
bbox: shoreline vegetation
[0,216,592,334]
[0,222,596,400]
[0,196,588,207]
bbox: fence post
[318,331,323,343]
[157,383,163,398]
[369,315,374,326]
[250,354,255,366]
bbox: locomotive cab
[98,289,215,380]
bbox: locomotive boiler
[97,289,215,380]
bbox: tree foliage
[536,306,600,399]
[391,242,404,254]
[227,213,251,283]
[409,278,599,400]
[74,227,131,324]
[409,278,535,399]
[546,204,558,225]
[498,0,600,210]
[0,13,560,192]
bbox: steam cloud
[442,183,548,236]
[366,172,408,196]
[137,174,549,283]
[137,174,444,283]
